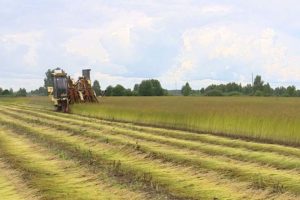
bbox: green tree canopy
[16,88,27,97]
[112,84,126,96]
[286,86,297,97]
[138,80,154,96]
[138,79,164,96]
[263,83,273,96]
[105,86,113,96]
[2,89,10,95]
[92,80,101,96]
[253,75,264,93]
[181,82,192,96]
[44,69,54,88]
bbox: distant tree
[205,84,218,92]
[205,89,223,96]
[92,80,101,96]
[254,90,264,96]
[112,84,126,96]
[181,82,192,96]
[200,88,205,94]
[151,79,164,96]
[253,75,264,93]
[44,69,54,88]
[225,82,242,93]
[286,86,297,97]
[2,89,10,95]
[30,87,47,96]
[297,90,300,97]
[133,84,139,96]
[125,89,133,96]
[39,87,47,95]
[105,86,114,96]
[274,87,286,96]
[242,84,252,95]
[137,79,165,96]
[138,80,154,96]
[0,87,2,95]
[263,83,273,96]
[16,88,27,97]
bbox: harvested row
[13,104,300,158]
[0,112,268,200]
[1,107,299,199]
[0,158,38,200]
[0,126,148,200]
[6,106,300,172]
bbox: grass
[0,108,278,200]
[0,127,145,200]
[0,105,299,199]
[0,159,37,200]
[14,103,300,158]
[5,106,300,171]
[1,97,300,199]
[70,96,300,146]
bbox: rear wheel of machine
[55,105,62,112]
[61,100,69,113]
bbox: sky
[1,0,300,91]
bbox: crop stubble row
[0,105,299,199]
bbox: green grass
[70,96,300,146]
[0,127,143,200]
[0,96,29,105]
[1,97,300,199]
[5,106,300,171]
[1,105,299,199]
[0,159,37,200]
[0,109,277,200]
[13,104,300,158]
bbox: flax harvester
[47,68,98,112]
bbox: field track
[0,104,300,199]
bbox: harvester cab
[48,68,69,112]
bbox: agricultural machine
[47,68,98,112]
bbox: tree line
[3,71,300,97]
[181,75,300,97]
[0,87,27,97]
[93,79,168,96]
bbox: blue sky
[1,0,300,90]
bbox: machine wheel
[55,105,62,112]
[61,100,69,113]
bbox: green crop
[71,96,300,146]
[0,97,299,199]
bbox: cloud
[0,31,42,67]
[165,24,300,87]
[1,1,300,90]
[199,4,234,15]
[64,29,110,64]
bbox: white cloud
[64,10,155,67]
[1,1,300,90]
[199,4,234,15]
[0,77,43,91]
[1,31,42,67]
[165,24,300,86]
[64,29,110,64]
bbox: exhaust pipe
[82,69,91,80]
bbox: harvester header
[48,68,98,112]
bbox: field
[0,96,300,199]
[72,96,300,146]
